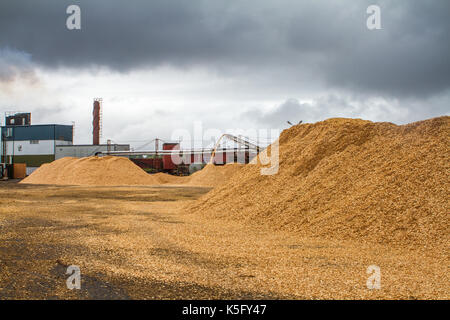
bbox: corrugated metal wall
[55,144,130,159]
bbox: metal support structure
[209,134,260,164]
[96,147,241,157]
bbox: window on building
[6,128,13,137]
[30,140,39,144]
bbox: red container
[162,143,180,171]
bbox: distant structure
[1,112,73,175]
[0,106,130,177]
[93,98,102,145]
[5,112,31,126]
[57,99,129,160]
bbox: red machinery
[103,135,260,176]
[130,142,189,175]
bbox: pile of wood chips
[189,116,450,247]
[20,156,159,186]
[20,156,243,188]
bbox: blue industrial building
[1,116,74,174]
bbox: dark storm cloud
[0,0,449,98]
[0,0,275,69]
[320,1,450,97]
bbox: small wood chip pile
[20,156,159,186]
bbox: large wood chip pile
[189,117,450,247]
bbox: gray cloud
[1,0,449,99]
[243,91,450,129]
[0,47,37,83]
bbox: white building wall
[7,140,53,155]
[6,140,71,156]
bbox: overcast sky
[0,0,449,147]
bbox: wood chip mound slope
[153,164,243,187]
[186,164,243,187]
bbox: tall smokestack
[93,98,102,145]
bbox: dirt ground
[0,181,448,299]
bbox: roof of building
[1,124,73,142]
